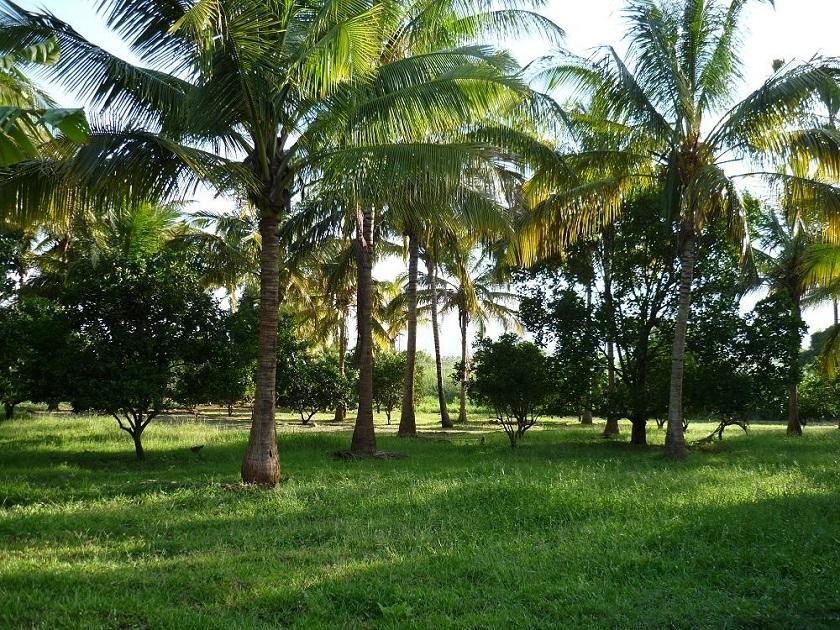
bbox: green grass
[1,413,839,628]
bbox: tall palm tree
[522,0,840,458]
[428,245,520,423]
[0,0,397,484]
[391,176,516,436]
[300,2,560,453]
[0,0,556,473]
[422,235,454,428]
[752,205,815,436]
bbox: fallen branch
[691,418,749,447]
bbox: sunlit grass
[1,414,838,628]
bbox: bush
[0,297,73,419]
[799,362,840,423]
[276,353,354,424]
[62,250,225,459]
[468,334,552,448]
[371,351,423,424]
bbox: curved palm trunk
[665,227,695,460]
[241,212,281,485]
[333,304,348,423]
[398,231,419,437]
[458,310,469,424]
[430,260,452,428]
[351,205,377,454]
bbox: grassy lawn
[1,413,839,628]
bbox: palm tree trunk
[665,227,695,460]
[603,341,620,435]
[602,232,620,436]
[834,298,839,327]
[398,231,419,437]
[351,205,377,455]
[458,311,469,424]
[333,303,348,423]
[787,296,803,436]
[430,259,452,428]
[241,211,281,485]
[581,279,594,425]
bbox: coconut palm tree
[428,244,520,423]
[522,0,840,457]
[0,32,87,165]
[293,1,560,453]
[752,205,816,436]
[0,0,557,474]
[0,0,396,484]
[390,175,516,436]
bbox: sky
[16,0,840,355]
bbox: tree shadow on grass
[1,484,838,628]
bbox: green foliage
[277,353,354,425]
[0,296,71,418]
[799,361,840,422]
[61,249,225,457]
[173,303,256,415]
[520,283,602,416]
[468,334,551,447]
[745,293,806,420]
[372,351,423,425]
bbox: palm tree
[0,32,87,165]
[294,2,560,453]
[0,0,557,473]
[422,236,454,428]
[523,0,840,458]
[752,204,816,436]
[429,245,520,423]
[390,175,516,436]
[0,0,400,484]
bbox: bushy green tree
[799,362,840,423]
[62,250,224,459]
[520,284,602,417]
[372,351,423,426]
[467,334,551,448]
[175,296,258,416]
[277,354,353,425]
[745,293,807,421]
[0,296,71,418]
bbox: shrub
[276,354,354,424]
[62,251,224,459]
[468,334,552,448]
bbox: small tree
[277,354,353,425]
[63,251,224,459]
[468,334,552,448]
[373,352,408,425]
[0,297,72,419]
[176,303,257,415]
